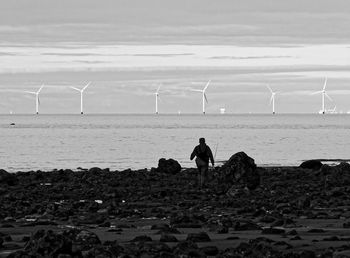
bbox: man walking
[190,138,215,188]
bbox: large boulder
[300,160,323,170]
[22,229,74,257]
[0,169,18,186]
[9,228,102,257]
[219,152,260,190]
[157,158,181,174]
[320,162,350,187]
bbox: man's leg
[197,167,202,188]
[201,165,208,187]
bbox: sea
[0,114,349,173]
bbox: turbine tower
[154,84,161,114]
[312,77,332,114]
[191,80,211,114]
[70,82,91,114]
[267,84,276,114]
[25,85,44,114]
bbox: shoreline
[1,160,350,257]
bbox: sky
[1,0,350,114]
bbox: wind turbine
[70,82,91,114]
[266,84,276,114]
[191,80,211,114]
[154,84,161,114]
[25,85,44,114]
[312,77,332,114]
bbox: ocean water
[0,114,349,172]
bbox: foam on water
[1,114,349,172]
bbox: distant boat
[220,108,226,114]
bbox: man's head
[199,138,205,145]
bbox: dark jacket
[190,144,214,166]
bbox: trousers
[195,158,209,188]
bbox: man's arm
[208,147,215,166]
[190,147,197,160]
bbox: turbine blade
[323,77,327,90]
[190,89,203,93]
[311,91,322,95]
[24,91,36,94]
[82,82,91,91]
[204,93,208,103]
[203,80,211,91]
[156,84,161,94]
[37,84,44,93]
[266,84,273,93]
[325,93,333,101]
[38,96,40,106]
[70,86,81,92]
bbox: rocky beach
[1,152,350,257]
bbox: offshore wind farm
[0,76,347,115]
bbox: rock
[308,228,326,233]
[270,218,296,227]
[234,221,262,231]
[323,236,340,241]
[99,221,111,227]
[21,229,100,257]
[152,223,181,234]
[217,226,228,234]
[200,245,219,256]
[157,158,181,174]
[151,223,171,230]
[0,223,14,228]
[219,152,260,190]
[300,160,323,170]
[173,240,201,256]
[333,250,350,258]
[173,223,202,228]
[73,229,101,251]
[0,169,18,185]
[139,241,171,254]
[261,227,285,235]
[83,246,115,258]
[299,250,316,258]
[186,232,211,242]
[287,229,298,236]
[4,235,12,241]
[336,162,350,172]
[22,229,74,257]
[88,167,102,173]
[259,215,276,223]
[229,238,283,257]
[160,233,178,242]
[22,236,30,242]
[170,213,204,229]
[131,235,153,242]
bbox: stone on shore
[186,232,211,242]
[160,233,178,242]
[0,169,18,185]
[219,152,260,190]
[157,158,182,174]
[300,160,323,170]
[8,228,102,257]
